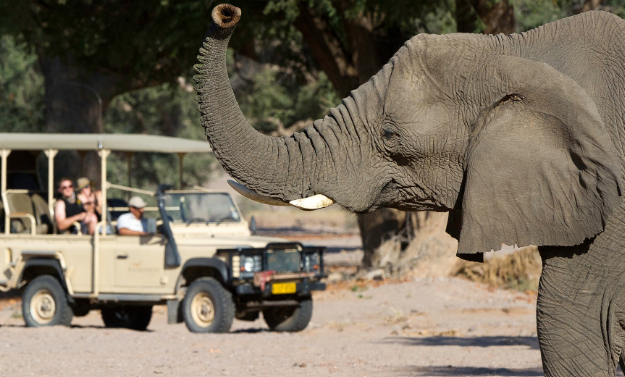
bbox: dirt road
[0,278,547,377]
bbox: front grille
[266,251,300,273]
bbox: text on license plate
[272,282,296,294]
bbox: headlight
[241,255,262,273]
[303,253,319,272]
[242,256,255,272]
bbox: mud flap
[167,299,182,324]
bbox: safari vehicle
[0,133,325,332]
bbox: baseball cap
[128,196,147,209]
[77,177,90,189]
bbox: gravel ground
[0,277,547,377]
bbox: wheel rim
[30,289,56,325]
[191,292,215,327]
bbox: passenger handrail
[72,221,83,235]
[8,212,36,235]
[105,182,154,197]
[108,206,179,212]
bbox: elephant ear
[453,55,623,256]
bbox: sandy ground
[0,276,547,377]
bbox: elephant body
[197,6,625,375]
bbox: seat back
[6,193,35,234]
[31,194,53,234]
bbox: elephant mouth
[228,180,335,211]
[374,179,447,212]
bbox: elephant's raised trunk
[195,4,311,204]
[196,4,390,211]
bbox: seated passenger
[117,196,150,236]
[76,177,103,219]
[54,178,98,234]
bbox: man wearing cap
[117,196,150,236]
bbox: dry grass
[452,246,542,291]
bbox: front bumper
[235,280,326,297]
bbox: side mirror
[249,216,257,235]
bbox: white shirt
[116,213,148,233]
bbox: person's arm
[118,227,147,236]
[94,190,103,215]
[54,200,87,231]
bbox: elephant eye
[382,127,396,139]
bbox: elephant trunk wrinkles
[195,5,340,202]
[195,5,382,205]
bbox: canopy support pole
[44,149,58,218]
[1,150,11,235]
[177,153,186,189]
[98,149,110,237]
[125,152,134,189]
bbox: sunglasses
[60,184,73,189]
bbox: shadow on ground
[383,335,539,349]
[388,366,543,376]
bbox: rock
[326,272,344,284]
[365,269,385,281]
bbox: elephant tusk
[227,180,290,206]
[289,194,335,211]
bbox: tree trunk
[574,0,604,13]
[38,55,121,187]
[456,0,515,34]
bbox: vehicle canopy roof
[0,133,212,153]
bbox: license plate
[271,282,296,294]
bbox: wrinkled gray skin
[197,5,625,375]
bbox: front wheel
[101,306,153,331]
[182,277,234,333]
[22,275,73,327]
[263,296,313,332]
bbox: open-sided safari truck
[0,133,325,332]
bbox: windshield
[163,192,241,224]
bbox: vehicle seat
[31,194,53,234]
[6,193,48,234]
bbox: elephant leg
[538,242,625,377]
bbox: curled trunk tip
[211,4,241,28]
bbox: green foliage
[103,78,213,192]
[0,0,217,90]
[236,65,340,133]
[513,0,568,31]
[0,35,44,132]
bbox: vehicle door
[113,234,167,291]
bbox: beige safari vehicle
[0,133,325,332]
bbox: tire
[101,306,153,331]
[22,275,73,327]
[182,277,234,333]
[263,296,313,332]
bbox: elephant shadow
[382,335,540,349]
[392,366,544,376]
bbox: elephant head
[196,4,622,255]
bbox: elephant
[196,4,625,376]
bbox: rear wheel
[22,275,73,327]
[101,306,153,331]
[263,296,313,332]
[182,277,234,333]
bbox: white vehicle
[0,133,325,332]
